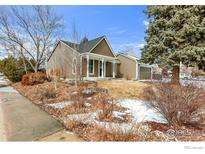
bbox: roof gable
[61,36,104,53]
[79,36,104,53]
[91,39,115,57]
[47,36,116,62]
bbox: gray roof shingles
[61,36,105,53]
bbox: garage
[139,64,152,80]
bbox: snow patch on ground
[112,111,127,120]
[117,99,167,124]
[46,101,74,109]
[63,112,137,132]
[84,102,92,107]
[62,99,167,132]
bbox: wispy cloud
[105,27,127,35]
[143,20,149,28]
[136,43,145,48]
[0,50,7,60]
[112,29,127,35]
[112,41,145,57]
[105,27,118,31]
[119,42,144,49]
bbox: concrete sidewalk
[0,82,63,141]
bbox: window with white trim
[72,58,77,74]
[89,59,94,74]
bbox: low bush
[98,98,114,121]
[65,120,167,141]
[144,83,204,128]
[192,67,205,77]
[21,72,48,85]
[43,89,57,99]
[0,56,34,82]
[65,120,137,141]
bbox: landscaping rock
[190,110,205,129]
[84,102,92,107]
[81,88,96,96]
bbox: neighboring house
[47,36,118,80]
[116,54,139,80]
[117,54,157,80]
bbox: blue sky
[54,5,148,57]
[0,5,148,59]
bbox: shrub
[143,83,204,127]
[43,89,57,99]
[192,67,205,77]
[116,71,123,78]
[39,87,57,103]
[21,72,48,85]
[65,120,167,141]
[98,100,114,121]
[0,56,33,82]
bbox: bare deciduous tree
[50,21,83,88]
[0,6,64,72]
[70,21,83,87]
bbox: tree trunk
[34,64,38,73]
[171,65,180,85]
[22,57,28,74]
[20,48,27,74]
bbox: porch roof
[81,52,120,63]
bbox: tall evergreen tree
[141,6,205,84]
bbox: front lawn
[12,79,205,141]
[97,80,149,99]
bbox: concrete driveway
[0,75,63,141]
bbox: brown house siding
[48,38,116,79]
[117,55,137,80]
[82,58,87,77]
[47,42,79,79]
[82,58,99,77]
[91,39,114,57]
[106,62,112,77]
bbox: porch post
[112,59,116,78]
[87,54,89,78]
[104,61,106,77]
[98,60,100,77]
[80,55,83,78]
[102,58,104,78]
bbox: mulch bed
[146,121,205,141]
[12,80,205,141]
[12,80,127,119]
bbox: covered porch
[81,53,118,79]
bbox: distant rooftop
[117,53,139,61]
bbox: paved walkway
[0,76,64,141]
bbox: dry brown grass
[64,120,167,141]
[64,120,137,141]
[144,83,205,128]
[97,80,149,99]
[12,81,99,104]
[13,81,127,119]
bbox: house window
[72,58,77,75]
[89,59,94,74]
